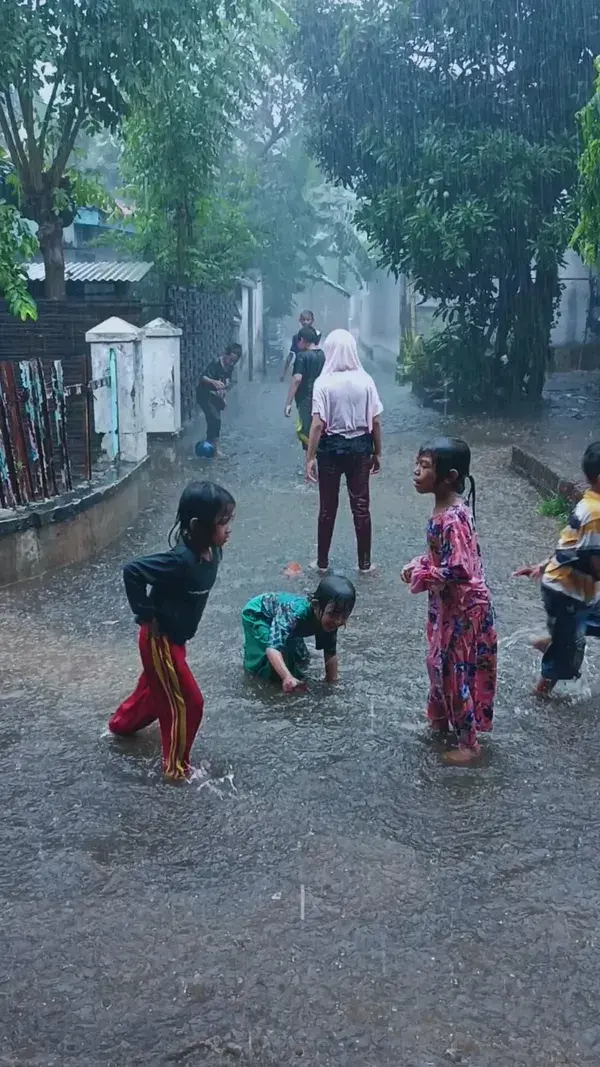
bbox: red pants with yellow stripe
[109,623,204,780]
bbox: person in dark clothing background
[280,310,321,381]
[196,343,242,452]
[284,325,325,450]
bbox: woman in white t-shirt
[306,329,383,573]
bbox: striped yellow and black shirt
[543,489,600,605]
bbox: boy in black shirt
[284,325,325,449]
[196,343,242,451]
[280,310,321,381]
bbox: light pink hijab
[312,329,383,435]
[320,329,364,373]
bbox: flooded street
[2,367,600,1067]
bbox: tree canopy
[296,0,600,403]
[119,23,257,288]
[0,0,250,298]
[573,59,600,268]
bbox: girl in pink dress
[401,438,497,764]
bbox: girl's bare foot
[530,634,551,654]
[443,748,482,765]
[309,560,329,575]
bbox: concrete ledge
[0,458,149,587]
[511,446,581,504]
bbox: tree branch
[261,120,288,157]
[17,87,43,185]
[38,74,61,161]
[49,104,85,186]
[1,90,30,177]
[0,100,23,175]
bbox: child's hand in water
[282,675,305,694]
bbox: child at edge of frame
[401,437,497,765]
[242,575,356,692]
[108,481,235,779]
[513,441,600,695]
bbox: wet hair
[299,309,315,322]
[582,441,600,483]
[225,342,242,360]
[312,574,356,615]
[298,325,319,345]
[418,437,476,517]
[168,480,235,549]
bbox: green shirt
[244,593,337,655]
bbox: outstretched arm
[266,648,304,692]
[285,374,303,416]
[324,652,339,683]
[513,559,551,579]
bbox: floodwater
[2,367,600,1067]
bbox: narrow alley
[1,367,599,1067]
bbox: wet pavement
[2,369,600,1067]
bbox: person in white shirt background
[306,329,383,574]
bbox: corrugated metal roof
[26,260,154,284]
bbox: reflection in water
[1,376,600,1065]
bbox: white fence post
[140,318,182,435]
[86,316,147,464]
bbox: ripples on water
[2,379,600,1065]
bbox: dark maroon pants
[317,452,372,570]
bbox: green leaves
[572,59,600,267]
[0,194,38,321]
[297,0,600,403]
[0,0,260,297]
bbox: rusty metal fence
[0,359,111,510]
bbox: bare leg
[531,634,551,654]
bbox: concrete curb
[0,457,150,587]
[511,446,581,504]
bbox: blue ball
[195,440,215,459]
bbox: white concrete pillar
[86,316,146,464]
[254,277,264,371]
[140,318,182,435]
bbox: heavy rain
[2,2,600,1065]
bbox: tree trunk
[37,214,66,300]
[509,261,559,400]
[529,262,560,398]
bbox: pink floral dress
[409,502,497,751]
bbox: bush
[399,320,531,408]
[538,494,571,526]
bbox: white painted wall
[354,252,593,363]
[253,279,264,369]
[553,249,591,348]
[237,286,250,358]
[140,318,182,435]
[86,316,147,464]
